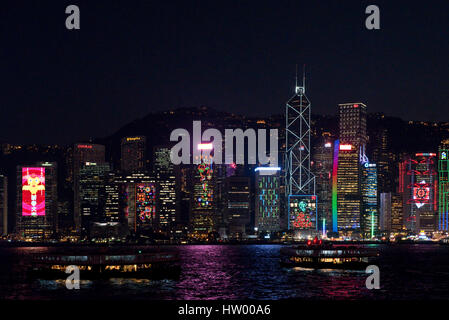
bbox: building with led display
[312,138,333,235]
[439,149,449,231]
[114,173,158,234]
[288,195,317,233]
[0,175,7,236]
[190,151,218,239]
[255,167,281,234]
[73,143,106,231]
[121,136,146,173]
[361,162,378,238]
[16,162,57,240]
[401,153,437,234]
[154,146,177,232]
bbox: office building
[121,136,146,173]
[361,162,378,239]
[0,175,7,236]
[255,167,281,234]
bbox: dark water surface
[1,244,449,300]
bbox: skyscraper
[0,175,7,236]
[73,143,105,230]
[121,136,146,173]
[335,103,368,237]
[154,146,177,232]
[225,176,251,238]
[312,139,333,234]
[401,153,437,234]
[361,162,378,239]
[438,149,449,231]
[78,162,111,236]
[16,163,57,240]
[255,167,281,234]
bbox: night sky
[1,0,448,144]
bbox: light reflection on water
[1,244,449,300]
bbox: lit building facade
[439,149,449,231]
[401,153,437,234]
[78,162,111,235]
[312,139,333,235]
[16,162,58,240]
[255,167,281,234]
[115,173,158,234]
[190,153,218,238]
[334,103,368,237]
[154,146,177,231]
[73,143,105,230]
[121,136,146,173]
[361,162,378,238]
[226,176,251,237]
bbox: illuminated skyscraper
[380,192,403,235]
[312,139,333,234]
[361,162,378,239]
[226,176,251,238]
[402,153,437,234]
[334,103,368,237]
[284,69,316,232]
[255,167,281,233]
[154,146,177,232]
[121,136,146,173]
[438,149,449,231]
[0,175,7,236]
[73,143,105,230]
[78,162,111,235]
[115,172,158,234]
[190,147,218,239]
[16,162,57,240]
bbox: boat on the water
[23,247,181,279]
[280,237,379,269]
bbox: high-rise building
[334,103,368,237]
[73,143,105,230]
[0,175,7,236]
[361,162,378,239]
[154,146,177,232]
[115,172,158,234]
[380,192,392,234]
[438,149,449,231]
[226,176,251,238]
[121,136,146,173]
[78,162,110,235]
[16,163,58,240]
[391,193,403,234]
[401,153,437,235]
[338,103,367,149]
[312,139,333,234]
[333,140,361,235]
[255,167,281,234]
[190,152,218,239]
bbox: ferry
[280,237,379,269]
[24,247,181,279]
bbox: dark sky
[1,0,448,144]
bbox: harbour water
[1,244,449,300]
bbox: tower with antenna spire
[285,65,317,231]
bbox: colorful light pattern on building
[22,167,45,216]
[439,149,449,231]
[332,140,339,232]
[136,184,156,223]
[288,195,317,230]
